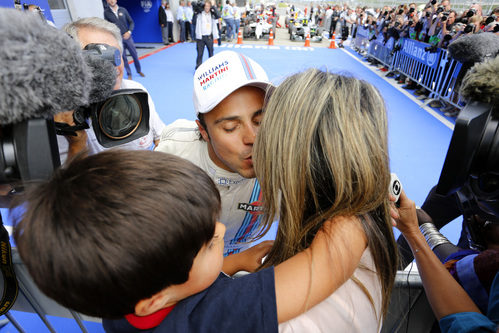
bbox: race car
[289,17,324,41]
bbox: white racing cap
[193,51,272,115]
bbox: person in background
[192,1,219,69]
[177,0,187,42]
[185,1,194,41]
[158,0,174,45]
[104,0,145,80]
[232,2,240,37]
[222,0,234,42]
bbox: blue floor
[1,42,460,332]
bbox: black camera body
[84,43,121,67]
[464,23,475,33]
[192,1,205,14]
[467,8,477,18]
[437,102,499,250]
[0,42,150,190]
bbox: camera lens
[98,94,143,139]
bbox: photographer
[193,1,219,69]
[57,17,165,163]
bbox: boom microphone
[459,55,499,106]
[83,52,118,104]
[0,9,117,125]
[447,32,499,64]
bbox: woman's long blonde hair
[254,69,398,317]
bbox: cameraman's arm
[392,191,482,320]
[428,14,441,36]
[54,111,88,161]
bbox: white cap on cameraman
[193,51,272,115]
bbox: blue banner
[400,38,441,69]
[119,0,162,43]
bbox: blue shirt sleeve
[439,312,496,333]
[439,271,499,333]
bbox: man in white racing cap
[155,50,274,274]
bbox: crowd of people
[285,1,499,117]
[1,2,498,333]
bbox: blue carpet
[1,42,460,332]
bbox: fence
[351,29,465,109]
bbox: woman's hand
[390,190,419,237]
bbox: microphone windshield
[0,9,92,125]
[83,53,118,104]
[448,32,499,64]
[460,55,499,106]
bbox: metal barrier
[367,35,397,70]
[434,55,464,109]
[350,33,466,111]
[352,25,370,54]
[392,38,445,96]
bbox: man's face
[197,86,265,178]
[77,27,124,90]
[448,12,455,24]
[204,1,211,13]
[107,0,117,7]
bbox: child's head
[14,150,222,318]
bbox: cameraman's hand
[54,111,88,158]
[222,240,274,275]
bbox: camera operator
[57,17,165,163]
[396,57,499,327]
[193,1,219,69]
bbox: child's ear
[134,290,172,316]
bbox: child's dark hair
[13,150,221,318]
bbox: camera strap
[54,121,90,137]
[0,216,18,315]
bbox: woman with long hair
[254,69,398,332]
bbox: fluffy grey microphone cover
[448,32,499,64]
[0,9,91,124]
[83,53,118,104]
[459,55,499,106]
